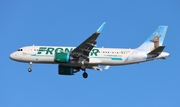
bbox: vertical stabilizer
[137,26,168,52]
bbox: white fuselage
[9,46,170,67]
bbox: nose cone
[9,52,18,61]
[9,53,15,60]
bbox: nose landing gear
[28,68,32,72]
[28,62,32,72]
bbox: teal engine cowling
[54,52,70,63]
[58,65,80,75]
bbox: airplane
[9,22,170,78]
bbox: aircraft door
[29,46,38,61]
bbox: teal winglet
[97,22,106,33]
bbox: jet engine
[58,65,80,75]
[54,52,70,63]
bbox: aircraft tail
[147,46,165,55]
[137,26,168,52]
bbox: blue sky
[1,0,180,107]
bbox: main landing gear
[28,62,32,72]
[82,71,88,78]
[81,65,88,78]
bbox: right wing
[70,22,106,63]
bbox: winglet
[97,22,106,33]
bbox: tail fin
[137,26,168,52]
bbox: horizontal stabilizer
[148,46,165,55]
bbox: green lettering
[37,47,47,54]
[46,48,54,55]
[55,48,63,53]
[90,49,100,56]
[65,48,73,53]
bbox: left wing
[90,65,110,71]
[70,22,106,63]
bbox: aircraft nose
[9,52,17,60]
[10,53,14,60]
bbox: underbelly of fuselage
[19,55,148,66]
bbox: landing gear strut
[81,63,88,78]
[28,62,32,72]
[82,67,88,78]
[81,65,86,70]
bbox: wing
[88,65,110,71]
[70,22,106,63]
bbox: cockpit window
[18,49,23,51]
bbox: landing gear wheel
[28,62,33,72]
[28,68,32,72]
[83,72,88,78]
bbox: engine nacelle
[54,52,70,63]
[58,65,80,75]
